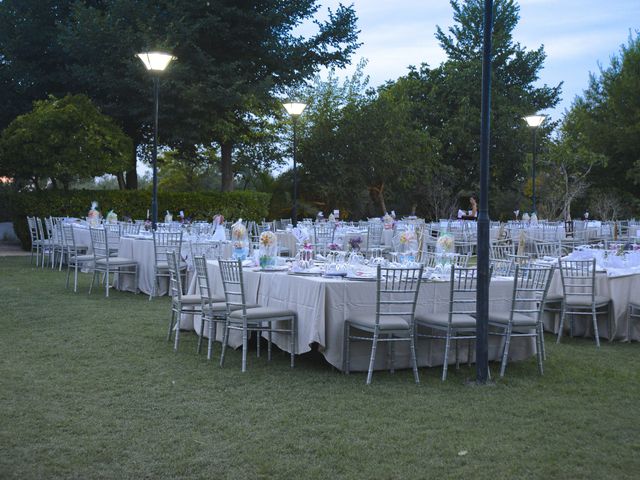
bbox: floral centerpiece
[106,210,118,224]
[231,219,249,260]
[348,236,362,252]
[328,242,341,251]
[87,201,101,227]
[435,231,455,269]
[259,230,278,268]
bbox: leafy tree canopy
[0,94,132,190]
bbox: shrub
[6,190,271,249]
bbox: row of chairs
[343,263,555,384]
[165,252,297,372]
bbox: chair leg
[241,321,248,372]
[88,270,97,295]
[536,324,544,375]
[592,307,601,348]
[105,269,110,297]
[167,309,176,342]
[499,325,512,377]
[410,334,420,384]
[207,321,217,361]
[197,314,205,354]
[343,322,351,374]
[290,316,296,368]
[442,332,452,381]
[556,306,566,344]
[366,332,379,385]
[539,322,546,361]
[220,322,230,367]
[267,326,272,362]
[66,263,71,289]
[173,307,182,352]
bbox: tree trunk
[116,172,126,190]
[220,141,234,192]
[125,145,138,189]
[369,183,386,215]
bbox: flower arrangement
[260,230,276,247]
[399,231,416,245]
[328,242,341,251]
[348,236,362,251]
[144,219,152,231]
[106,210,118,224]
[436,233,455,253]
[87,201,100,226]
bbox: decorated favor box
[231,219,249,260]
[106,210,118,224]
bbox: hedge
[3,189,271,250]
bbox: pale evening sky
[307,0,640,121]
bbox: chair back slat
[166,250,183,300]
[218,259,248,315]
[375,265,423,324]
[559,258,596,300]
[509,265,553,319]
[153,231,183,266]
[448,266,480,317]
[194,255,214,303]
[89,227,109,260]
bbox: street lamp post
[137,51,176,230]
[523,114,546,214]
[283,102,307,227]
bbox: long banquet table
[182,262,536,371]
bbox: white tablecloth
[115,237,232,295]
[184,263,535,371]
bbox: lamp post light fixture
[137,51,176,230]
[283,102,307,227]
[523,114,546,215]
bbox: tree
[537,107,606,220]
[59,0,360,191]
[574,33,640,199]
[0,0,76,130]
[398,0,560,217]
[0,94,132,190]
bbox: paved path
[0,243,29,256]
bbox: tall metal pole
[292,116,298,227]
[476,0,493,384]
[531,127,537,214]
[151,75,160,230]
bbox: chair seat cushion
[564,295,610,307]
[72,254,94,262]
[346,315,411,331]
[96,257,137,266]
[229,306,296,321]
[415,312,476,329]
[544,293,564,303]
[156,261,187,270]
[487,310,537,326]
[179,294,202,305]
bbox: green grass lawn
[1,256,639,479]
